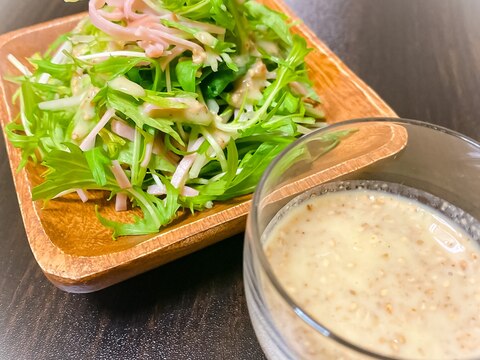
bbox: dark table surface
[1,0,480,359]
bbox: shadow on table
[86,233,246,315]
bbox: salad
[6,0,328,238]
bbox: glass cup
[244,118,480,359]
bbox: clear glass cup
[244,118,480,359]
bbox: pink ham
[89,0,205,60]
[89,0,139,41]
[80,108,116,151]
[141,141,153,168]
[147,184,199,197]
[115,192,128,211]
[76,189,90,203]
[111,160,132,189]
[111,119,135,141]
[170,137,205,189]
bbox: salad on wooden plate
[0,0,397,291]
[6,0,328,237]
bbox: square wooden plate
[0,0,397,293]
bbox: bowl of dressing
[244,118,480,359]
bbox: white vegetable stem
[38,95,84,111]
[38,41,72,84]
[108,76,146,98]
[77,51,147,61]
[7,54,32,76]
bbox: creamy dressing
[264,185,480,359]
[230,59,268,107]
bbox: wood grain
[0,1,397,293]
[1,1,480,359]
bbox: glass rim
[249,117,480,360]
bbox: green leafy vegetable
[6,0,330,238]
[176,60,202,92]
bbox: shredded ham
[141,141,153,168]
[147,183,170,195]
[111,119,135,141]
[89,0,206,60]
[182,186,199,197]
[188,137,206,153]
[147,184,199,197]
[76,189,90,203]
[111,160,132,189]
[80,108,116,151]
[98,9,124,21]
[52,189,89,202]
[106,0,125,6]
[89,0,139,41]
[159,46,186,69]
[53,189,76,199]
[124,0,147,20]
[115,192,128,211]
[171,137,205,189]
[170,154,196,189]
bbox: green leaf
[30,59,75,83]
[32,143,118,201]
[210,0,235,31]
[29,82,71,99]
[105,89,184,145]
[202,61,251,98]
[88,56,163,90]
[85,147,111,186]
[220,142,290,199]
[176,60,202,93]
[160,0,211,19]
[149,154,177,173]
[21,81,41,133]
[244,1,292,45]
[96,181,180,238]
[277,91,300,115]
[98,128,126,158]
[5,122,39,169]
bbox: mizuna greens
[7,0,329,238]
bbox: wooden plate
[0,1,398,293]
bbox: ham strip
[80,108,116,151]
[171,137,205,189]
[147,184,199,197]
[89,0,205,59]
[115,193,128,211]
[111,160,132,189]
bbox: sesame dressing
[264,185,480,359]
